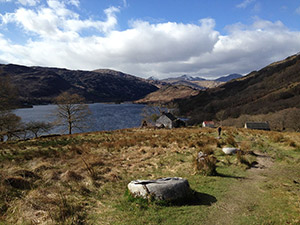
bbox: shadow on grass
[214,172,246,179]
[190,191,217,206]
[164,191,217,207]
[124,189,217,208]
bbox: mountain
[161,75,205,83]
[160,76,221,90]
[0,64,158,105]
[177,54,300,125]
[215,73,243,82]
[138,73,242,105]
[135,85,199,104]
[147,76,159,81]
[159,74,242,90]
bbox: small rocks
[128,177,192,201]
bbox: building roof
[203,121,214,124]
[245,122,270,130]
[161,112,177,121]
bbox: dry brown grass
[0,127,300,224]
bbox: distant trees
[0,76,18,112]
[54,92,92,134]
[0,112,22,141]
[0,76,22,141]
[141,105,167,126]
[25,121,53,138]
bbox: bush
[194,151,217,176]
[225,135,238,147]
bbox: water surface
[14,103,146,134]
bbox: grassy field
[0,127,299,224]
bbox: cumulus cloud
[0,0,119,40]
[0,1,300,79]
[296,6,300,15]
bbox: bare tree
[141,104,167,125]
[54,92,92,134]
[0,111,23,141]
[0,76,18,112]
[25,121,53,138]
[0,76,21,141]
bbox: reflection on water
[14,103,146,134]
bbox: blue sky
[0,0,300,79]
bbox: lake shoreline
[14,103,147,135]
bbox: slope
[0,64,158,105]
[135,85,200,104]
[177,54,300,124]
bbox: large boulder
[128,177,192,201]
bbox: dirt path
[204,152,274,225]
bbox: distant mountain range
[215,73,243,82]
[177,53,300,125]
[149,74,243,90]
[0,64,158,105]
[0,62,244,107]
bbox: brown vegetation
[0,127,299,224]
[177,54,300,131]
[135,85,199,104]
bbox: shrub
[194,151,217,176]
[225,135,238,147]
[271,133,285,143]
[287,140,297,148]
[239,141,251,152]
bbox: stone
[128,177,192,201]
[222,147,239,155]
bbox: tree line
[0,76,91,141]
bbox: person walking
[217,126,222,137]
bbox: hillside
[0,64,158,105]
[161,75,223,89]
[177,54,300,126]
[159,74,242,90]
[215,73,243,82]
[1,127,299,224]
[135,85,200,104]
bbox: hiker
[217,126,222,137]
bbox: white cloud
[236,0,255,9]
[18,0,39,6]
[0,1,119,40]
[0,2,300,79]
[67,0,79,7]
[0,0,39,6]
[122,0,127,8]
[296,6,300,15]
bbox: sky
[0,0,300,79]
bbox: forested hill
[0,64,158,105]
[177,53,300,124]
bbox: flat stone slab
[128,177,192,201]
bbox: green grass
[0,127,299,224]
